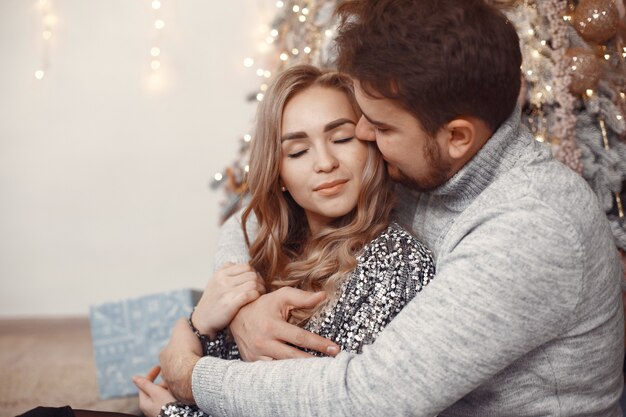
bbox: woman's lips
[314,179,348,196]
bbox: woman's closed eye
[287,148,308,158]
[333,137,354,144]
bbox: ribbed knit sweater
[193,107,624,416]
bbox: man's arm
[191,204,595,417]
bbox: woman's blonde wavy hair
[241,64,394,323]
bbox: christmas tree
[212,0,626,258]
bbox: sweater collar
[430,104,531,208]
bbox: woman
[135,65,435,416]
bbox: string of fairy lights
[32,0,167,84]
[34,0,55,80]
[149,0,164,74]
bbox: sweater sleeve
[212,210,254,272]
[191,200,585,417]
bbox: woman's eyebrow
[282,118,355,142]
[324,118,356,132]
[281,131,308,142]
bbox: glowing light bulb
[545,85,552,92]
[276,1,284,7]
[585,89,594,97]
[325,29,333,38]
[43,14,56,27]
[152,0,161,10]
[292,5,300,12]
[270,29,278,37]
[155,19,165,30]
[256,93,264,101]
[527,28,534,36]
[244,165,250,173]
[34,70,45,80]
[151,47,161,57]
[304,46,312,54]
[260,84,268,91]
[617,115,623,121]
[214,173,223,181]
[243,134,252,142]
[280,52,289,61]
[292,48,299,55]
[256,68,265,77]
[535,134,545,142]
[264,70,272,78]
[302,7,309,15]
[243,57,254,67]
[604,54,610,60]
[299,15,306,22]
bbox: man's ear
[444,118,476,161]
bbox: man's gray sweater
[192,107,624,416]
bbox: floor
[0,318,138,417]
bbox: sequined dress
[159,222,435,417]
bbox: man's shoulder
[473,154,599,222]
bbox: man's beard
[387,138,452,192]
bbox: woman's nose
[314,147,339,172]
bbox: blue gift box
[89,288,202,399]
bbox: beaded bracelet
[187,308,210,345]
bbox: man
[153,0,624,415]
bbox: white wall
[0,1,270,316]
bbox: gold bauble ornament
[565,48,602,95]
[572,0,620,44]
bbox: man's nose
[355,115,376,142]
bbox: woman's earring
[281,186,287,192]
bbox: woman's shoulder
[356,222,435,293]
[360,222,434,266]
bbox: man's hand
[134,366,176,417]
[159,318,202,404]
[229,287,340,361]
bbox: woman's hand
[192,262,266,338]
[133,366,176,417]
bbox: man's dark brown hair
[335,0,522,135]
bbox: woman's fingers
[221,263,254,276]
[217,270,261,288]
[146,365,161,382]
